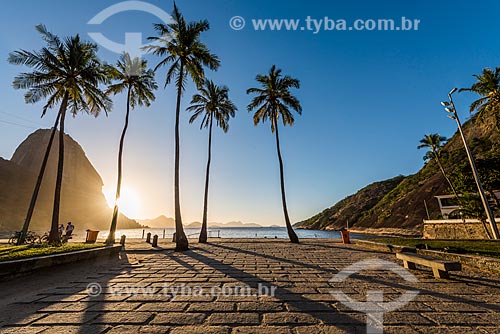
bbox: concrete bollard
[120,235,126,246]
[146,232,151,243]
[152,235,158,247]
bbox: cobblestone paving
[1,239,499,333]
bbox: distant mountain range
[137,215,264,228]
[137,215,175,228]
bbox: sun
[104,186,141,219]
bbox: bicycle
[7,231,21,245]
[8,231,42,245]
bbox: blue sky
[0,0,498,225]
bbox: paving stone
[37,325,110,334]
[425,302,489,313]
[136,302,188,312]
[380,326,420,334]
[294,325,365,334]
[36,295,87,303]
[37,302,96,312]
[286,302,333,312]
[8,313,47,326]
[382,312,435,326]
[150,312,206,325]
[232,326,293,334]
[86,301,142,311]
[106,325,170,333]
[237,301,284,312]
[425,312,494,326]
[169,326,230,334]
[0,327,48,334]
[188,302,235,312]
[413,326,487,334]
[32,313,99,325]
[263,312,319,325]
[207,313,260,325]
[92,311,153,324]
[170,295,215,302]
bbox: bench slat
[396,252,461,279]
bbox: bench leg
[432,268,449,279]
[403,260,417,270]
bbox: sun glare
[104,187,141,219]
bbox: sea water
[99,227,369,240]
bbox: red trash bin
[340,229,350,244]
[85,230,99,243]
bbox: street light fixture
[442,88,500,239]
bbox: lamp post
[441,88,500,239]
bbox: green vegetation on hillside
[296,175,405,230]
[298,109,500,232]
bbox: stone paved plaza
[0,239,499,333]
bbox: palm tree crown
[188,79,236,131]
[107,53,157,107]
[418,133,447,161]
[460,67,500,126]
[418,133,460,201]
[247,65,302,131]
[145,4,220,89]
[9,24,111,116]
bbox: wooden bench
[396,252,461,279]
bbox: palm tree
[145,4,219,251]
[105,53,157,245]
[187,79,237,243]
[460,67,500,127]
[9,25,111,244]
[247,65,301,244]
[418,134,460,199]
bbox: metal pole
[449,93,500,239]
[424,200,430,220]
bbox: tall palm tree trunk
[48,92,69,243]
[17,109,62,245]
[107,87,132,245]
[274,120,299,244]
[199,117,213,243]
[174,63,188,251]
[433,150,459,200]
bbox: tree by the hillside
[418,133,460,199]
[460,67,500,129]
[9,25,111,244]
